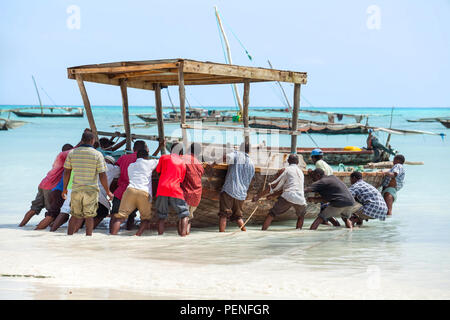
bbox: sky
[0,0,449,108]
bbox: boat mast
[267,60,292,112]
[214,6,243,114]
[32,76,43,115]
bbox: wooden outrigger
[68,58,386,227]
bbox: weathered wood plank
[154,83,166,155]
[75,74,98,140]
[291,84,301,153]
[69,62,179,76]
[119,79,132,151]
[178,61,189,149]
[243,79,250,149]
[183,60,307,84]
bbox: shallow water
[0,105,449,299]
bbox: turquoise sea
[0,105,449,299]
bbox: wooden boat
[165,140,388,165]
[0,118,28,130]
[145,163,386,228]
[68,58,385,227]
[10,76,84,118]
[407,117,450,123]
[439,119,450,128]
[10,106,84,118]
[249,118,369,134]
[136,110,234,124]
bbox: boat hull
[12,111,83,118]
[439,120,450,128]
[145,163,385,228]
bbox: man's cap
[104,155,115,163]
[311,148,323,156]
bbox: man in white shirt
[253,154,307,230]
[311,149,333,176]
[110,149,158,236]
[93,155,121,229]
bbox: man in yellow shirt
[311,149,333,176]
[62,131,113,236]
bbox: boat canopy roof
[67,58,307,90]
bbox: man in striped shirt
[62,131,113,236]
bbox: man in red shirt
[181,143,204,235]
[109,140,148,231]
[155,143,190,236]
[19,143,74,227]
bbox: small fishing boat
[0,118,28,130]
[407,117,450,123]
[9,76,84,118]
[67,58,387,227]
[146,164,386,228]
[439,119,450,128]
[136,109,232,124]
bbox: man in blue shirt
[216,143,255,232]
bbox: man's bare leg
[236,218,246,232]
[50,213,70,232]
[85,217,94,236]
[296,216,305,229]
[35,216,54,230]
[67,217,83,235]
[219,217,227,232]
[93,216,105,230]
[328,217,341,227]
[110,217,125,235]
[126,212,137,230]
[342,218,353,230]
[384,193,394,216]
[136,220,150,236]
[179,217,189,237]
[19,210,36,227]
[187,220,192,235]
[310,217,325,230]
[158,219,165,235]
[262,215,274,231]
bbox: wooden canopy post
[119,79,132,151]
[243,79,250,150]
[154,83,166,155]
[75,74,98,141]
[290,83,301,153]
[178,61,189,150]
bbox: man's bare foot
[19,210,36,227]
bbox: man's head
[393,154,405,165]
[171,142,183,155]
[311,168,325,182]
[99,138,113,149]
[287,154,299,165]
[189,143,202,158]
[350,171,363,185]
[239,142,250,154]
[311,148,323,163]
[104,155,115,165]
[133,140,148,153]
[81,131,95,146]
[137,149,149,160]
[61,144,73,152]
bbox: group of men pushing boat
[18,129,406,236]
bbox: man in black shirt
[305,169,362,230]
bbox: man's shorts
[30,187,52,214]
[115,187,152,221]
[46,189,65,218]
[96,203,110,220]
[218,192,244,222]
[382,187,398,202]
[70,189,99,219]
[269,196,306,218]
[319,203,362,220]
[188,206,197,220]
[111,196,137,219]
[155,196,190,220]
